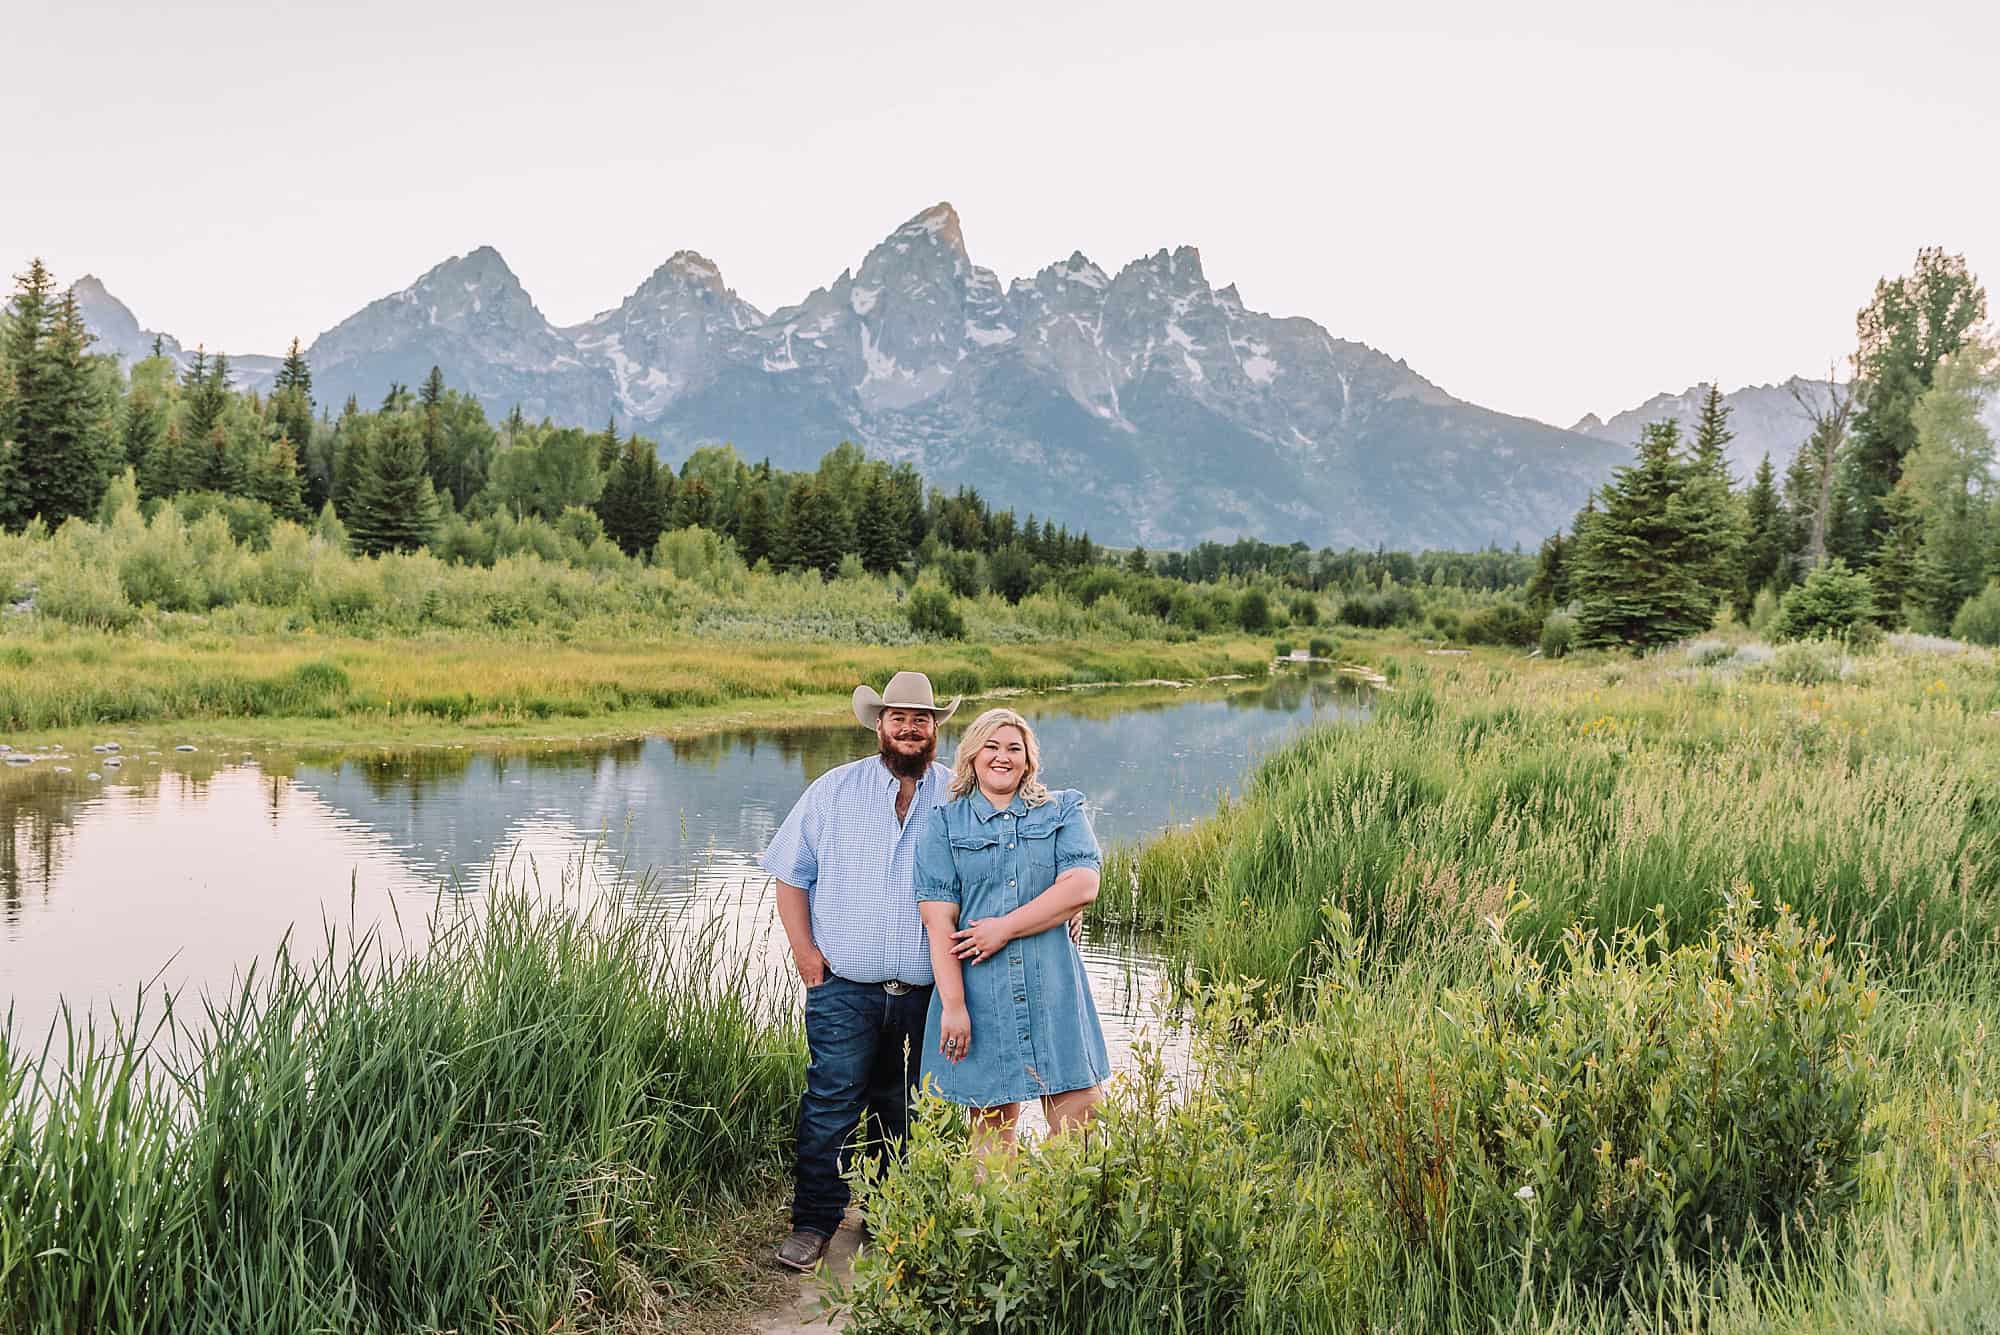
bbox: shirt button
[1009,879,1015,886]
[1007,842,1014,848]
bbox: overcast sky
[6,0,1994,426]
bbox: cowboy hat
[853,670,961,729]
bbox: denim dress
[913,788,1110,1106]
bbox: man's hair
[947,707,1051,806]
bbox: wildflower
[1515,1185,1536,1201]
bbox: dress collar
[969,788,1028,822]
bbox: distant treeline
[0,257,1534,610]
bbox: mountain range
[65,205,1660,549]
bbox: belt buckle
[882,980,912,996]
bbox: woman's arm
[951,867,1099,961]
[919,901,972,1061]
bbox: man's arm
[774,880,828,986]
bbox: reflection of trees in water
[346,738,653,805]
[0,775,76,922]
[0,760,276,918]
[668,729,870,784]
[1225,669,1371,715]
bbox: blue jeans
[792,975,933,1237]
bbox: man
[759,669,959,1272]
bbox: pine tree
[1525,530,1569,611]
[247,438,307,519]
[1124,545,1151,575]
[595,436,670,557]
[0,266,113,528]
[140,420,196,499]
[855,472,907,573]
[1570,420,1718,649]
[345,412,439,554]
[1675,394,1744,615]
[778,480,851,576]
[671,476,715,530]
[596,416,620,473]
[1867,481,1924,626]
[419,365,447,484]
[1738,454,1785,618]
[735,485,776,566]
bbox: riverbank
[0,629,1273,755]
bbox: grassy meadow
[0,512,1277,749]
[836,633,2000,1332]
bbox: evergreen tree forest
[0,259,1539,624]
[1545,246,2000,649]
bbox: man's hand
[793,942,830,988]
[951,918,1013,964]
[1068,908,1085,943]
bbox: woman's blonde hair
[948,707,1051,806]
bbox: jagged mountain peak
[890,201,966,254]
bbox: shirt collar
[877,758,938,791]
[969,788,1028,821]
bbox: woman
[913,707,1108,1149]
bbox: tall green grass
[1102,641,2000,991]
[0,876,803,1332]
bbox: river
[1,671,1368,1086]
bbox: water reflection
[0,672,1368,1056]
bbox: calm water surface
[1,673,1368,1085]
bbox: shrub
[1459,600,1539,647]
[906,587,966,640]
[1949,581,2000,646]
[1275,641,1294,658]
[1748,584,1781,634]
[1236,588,1274,633]
[1765,640,1840,685]
[1308,636,1335,659]
[1338,587,1421,629]
[1538,611,1578,658]
[1427,609,1462,640]
[1771,561,1879,645]
[1297,900,1877,1298]
[839,1043,1304,1333]
[1288,595,1320,626]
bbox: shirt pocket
[948,832,1004,893]
[1016,816,1061,886]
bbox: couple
[759,670,1109,1272]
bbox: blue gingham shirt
[758,755,952,985]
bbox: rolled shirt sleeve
[758,786,820,890]
[912,806,962,904]
[1053,791,1102,874]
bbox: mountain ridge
[65,203,1632,549]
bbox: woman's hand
[951,917,1012,964]
[938,1003,972,1062]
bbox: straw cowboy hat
[853,670,961,729]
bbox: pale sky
[7,0,1995,427]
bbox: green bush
[838,1043,1307,1333]
[1275,640,1294,658]
[1339,587,1421,629]
[1428,609,1462,640]
[1236,588,1274,633]
[906,587,966,640]
[1296,900,1877,1297]
[1766,640,1840,685]
[1308,636,1336,659]
[1288,595,1320,626]
[1458,600,1539,647]
[1772,561,1880,645]
[1949,581,2000,646]
[1538,611,1578,658]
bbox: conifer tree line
[0,259,1123,592]
[1539,246,2000,648]
[0,257,1544,605]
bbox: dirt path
[742,1211,863,1334]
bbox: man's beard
[878,729,937,780]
